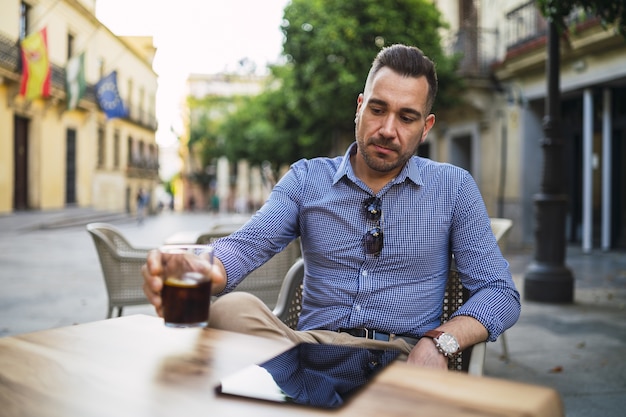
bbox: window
[149,144,156,168]
[113,129,120,168]
[98,57,105,78]
[67,32,75,60]
[127,136,133,166]
[127,78,133,118]
[138,140,145,167]
[19,2,31,40]
[97,125,105,168]
[138,87,145,122]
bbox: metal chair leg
[500,332,510,362]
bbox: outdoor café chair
[490,217,514,361]
[86,222,152,318]
[272,257,487,375]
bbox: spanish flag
[19,28,51,100]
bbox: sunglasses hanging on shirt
[362,197,383,256]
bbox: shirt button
[362,270,368,277]
[355,305,361,312]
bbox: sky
[95,0,290,148]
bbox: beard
[356,129,423,174]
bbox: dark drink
[162,272,212,327]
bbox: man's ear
[421,113,436,143]
[355,93,364,122]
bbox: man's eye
[401,115,416,123]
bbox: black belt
[339,328,419,345]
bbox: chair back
[490,218,513,252]
[86,223,150,317]
[272,257,484,374]
[272,258,305,329]
[197,232,301,310]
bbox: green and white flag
[66,52,85,110]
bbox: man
[143,44,520,370]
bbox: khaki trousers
[209,292,413,356]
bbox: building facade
[432,0,626,251]
[0,0,159,215]
[180,72,269,213]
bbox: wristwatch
[424,330,460,357]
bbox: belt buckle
[371,330,394,342]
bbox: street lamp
[523,21,574,303]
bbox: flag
[66,53,86,110]
[95,71,128,119]
[19,27,51,100]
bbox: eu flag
[96,71,128,119]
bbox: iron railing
[0,30,20,75]
[505,1,548,50]
[447,26,500,77]
[504,2,601,53]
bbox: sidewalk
[1,208,625,416]
[485,246,626,417]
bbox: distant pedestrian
[137,188,147,224]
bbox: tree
[219,87,301,166]
[279,0,460,157]
[215,0,461,167]
[536,0,625,35]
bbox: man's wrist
[423,330,460,357]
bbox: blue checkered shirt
[214,143,520,342]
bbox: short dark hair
[365,44,438,113]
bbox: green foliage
[278,0,460,158]
[536,0,626,36]
[188,95,242,167]
[218,89,301,165]
[193,0,461,169]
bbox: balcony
[0,31,20,78]
[0,30,157,132]
[446,26,499,78]
[505,0,548,54]
[503,1,603,60]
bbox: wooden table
[0,315,563,417]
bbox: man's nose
[378,115,396,139]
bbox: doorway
[450,134,472,174]
[66,129,77,205]
[13,116,29,210]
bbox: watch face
[438,334,460,354]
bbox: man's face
[354,67,435,175]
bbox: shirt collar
[333,142,425,187]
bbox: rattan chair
[86,223,152,318]
[272,258,486,375]
[196,229,301,310]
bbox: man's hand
[407,316,489,370]
[406,337,449,370]
[141,249,227,317]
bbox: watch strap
[424,330,444,339]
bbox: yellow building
[0,0,158,215]
[433,0,626,250]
